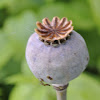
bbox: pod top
[35,17,73,46]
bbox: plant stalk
[53,84,68,100]
[56,89,67,100]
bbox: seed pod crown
[35,17,73,46]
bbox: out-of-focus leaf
[0,0,9,9]
[0,0,44,13]
[8,0,44,14]
[0,7,9,28]
[44,0,54,4]
[39,2,94,30]
[0,33,13,69]
[68,74,100,100]
[9,83,37,100]
[3,11,37,56]
[5,74,38,85]
[0,88,2,96]
[77,29,100,71]
[4,59,38,84]
[21,59,33,76]
[97,58,100,73]
[0,57,22,82]
[88,0,100,33]
[9,83,49,100]
[8,73,100,100]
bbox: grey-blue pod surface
[25,30,89,85]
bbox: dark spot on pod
[41,39,44,42]
[66,33,72,40]
[87,57,89,61]
[52,40,59,47]
[70,32,72,35]
[74,53,76,55]
[40,78,50,86]
[48,59,51,63]
[39,38,44,42]
[60,39,66,44]
[66,36,69,40]
[47,76,53,80]
[52,40,59,44]
[68,35,71,39]
[40,78,44,81]
[45,41,50,45]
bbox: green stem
[53,84,68,100]
[56,89,67,100]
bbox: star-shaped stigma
[35,17,73,42]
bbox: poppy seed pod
[25,17,89,86]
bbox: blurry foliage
[3,11,37,55]
[0,84,13,100]
[0,0,100,100]
[0,0,44,14]
[38,1,94,30]
[88,0,100,33]
[0,7,9,28]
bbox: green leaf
[0,33,13,69]
[0,0,10,9]
[21,58,33,76]
[9,83,49,100]
[78,29,100,70]
[0,0,44,13]
[88,0,100,33]
[0,88,2,96]
[3,11,37,55]
[97,57,100,73]
[68,74,100,100]
[39,2,94,30]
[5,74,38,85]
[8,73,100,100]
[0,57,22,82]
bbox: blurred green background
[0,0,100,100]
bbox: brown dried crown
[35,17,73,46]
